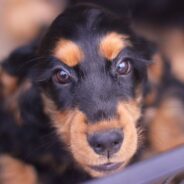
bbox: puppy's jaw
[42,94,141,177]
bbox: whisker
[15,56,47,72]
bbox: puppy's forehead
[53,39,84,67]
[53,32,130,67]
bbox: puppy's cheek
[43,101,101,170]
[41,94,74,144]
[53,111,106,178]
[52,111,74,145]
[69,111,102,167]
[118,121,138,163]
[116,101,141,163]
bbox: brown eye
[54,69,71,84]
[116,59,132,75]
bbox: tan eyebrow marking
[99,32,131,60]
[53,39,84,67]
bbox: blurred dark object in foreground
[85,146,184,184]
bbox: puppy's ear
[1,41,38,79]
[0,43,35,97]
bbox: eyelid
[53,65,79,83]
[112,55,132,66]
[51,56,73,70]
[53,66,69,73]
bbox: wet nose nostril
[94,143,103,151]
[113,140,120,146]
[88,129,123,157]
[111,138,123,152]
[95,144,101,148]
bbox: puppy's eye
[116,59,132,75]
[54,69,71,84]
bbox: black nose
[88,129,123,158]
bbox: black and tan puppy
[33,3,154,177]
[0,3,154,181]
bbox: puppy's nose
[88,129,123,157]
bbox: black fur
[34,4,153,123]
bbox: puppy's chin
[83,162,126,177]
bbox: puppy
[0,3,154,181]
[33,3,154,177]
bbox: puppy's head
[33,4,153,177]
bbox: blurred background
[0,0,67,60]
[0,0,184,183]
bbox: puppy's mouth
[89,162,124,173]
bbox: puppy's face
[34,4,151,177]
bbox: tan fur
[160,29,184,83]
[0,70,18,96]
[53,39,84,67]
[2,79,32,125]
[99,32,130,60]
[144,88,157,106]
[0,155,38,184]
[145,53,164,106]
[42,94,75,143]
[149,97,184,152]
[42,94,141,177]
[148,53,164,86]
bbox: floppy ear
[1,41,38,80]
